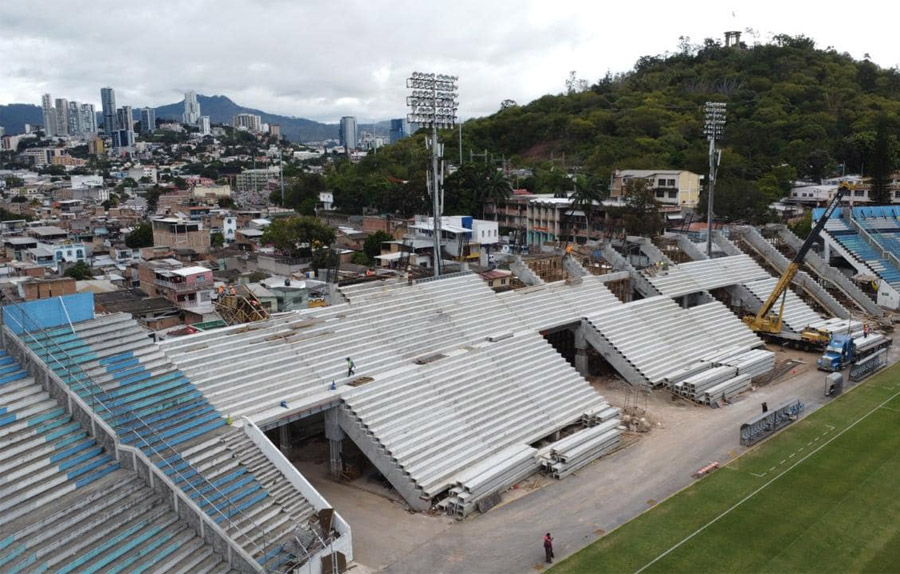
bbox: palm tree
[564,175,606,244]
[479,169,513,221]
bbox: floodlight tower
[407,72,459,277]
[704,101,726,258]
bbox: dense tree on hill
[63,261,93,281]
[126,222,154,248]
[306,35,900,227]
[616,179,663,237]
[260,217,335,258]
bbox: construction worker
[228,285,237,296]
[863,323,870,338]
[543,533,554,564]
[346,357,355,377]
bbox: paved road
[379,346,899,574]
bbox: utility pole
[704,102,726,258]
[280,148,284,206]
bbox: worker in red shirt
[543,532,554,564]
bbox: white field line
[634,385,900,574]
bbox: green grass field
[553,362,900,573]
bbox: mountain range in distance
[0,94,392,143]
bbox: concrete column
[278,424,290,455]
[573,325,589,377]
[324,408,345,479]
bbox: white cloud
[0,0,896,123]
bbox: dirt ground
[293,343,899,574]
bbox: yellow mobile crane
[743,184,848,349]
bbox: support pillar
[324,408,345,480]
[574,325,589,377]
[278,424,290,456]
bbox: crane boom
[746,185,847,334]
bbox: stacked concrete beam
[717,349,776,379]
[673,366,737,400]
[699,374,752,404]
[442,444,540,517]
[539,419,621,479]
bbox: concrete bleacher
[15,313,326,572]
[340,332,613,499]
[583,297,764,385]
[643,254,770,298]
[0,348,238,574]
[162,274,626,510]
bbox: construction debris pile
[539,419,622,480]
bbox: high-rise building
[67,101,84,137]
[339,116,358,150]
[269,124,281,138]
[41,94,57,137]
[199,116,211,136]
[101,87,117,134]
[113,106,135,150]
[233,113,263,132]
[117,106,133,132]
[389,118,410,144]
[54,98,69,137]
[183,91,201,125]
[141,108,156,134]
[81,103,97,135]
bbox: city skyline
[1,1,899,124]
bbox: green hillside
[457,35,900,220]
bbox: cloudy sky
[1,0,896,124]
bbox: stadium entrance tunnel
[542,322,615,378]
[263,408,392,499]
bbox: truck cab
[817,334,854,372]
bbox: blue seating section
[18,314,298,569]
[814,205,900,289]
[0,348,120,527]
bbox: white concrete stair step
[75,512,180,573]
[0,389,51,416]
[163,543,216,574]
[9,490,164,571]
[0,455,117,520]
[226,502,282,538]
[0,436,98,488]
[0,424,85,467]
[32,498,172,572]
[122,525,196,573]
[0,377,39,402]
[0,410,73,452]
[1,471,141,542]
[183,552,230,574]
[146,534,207,574]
